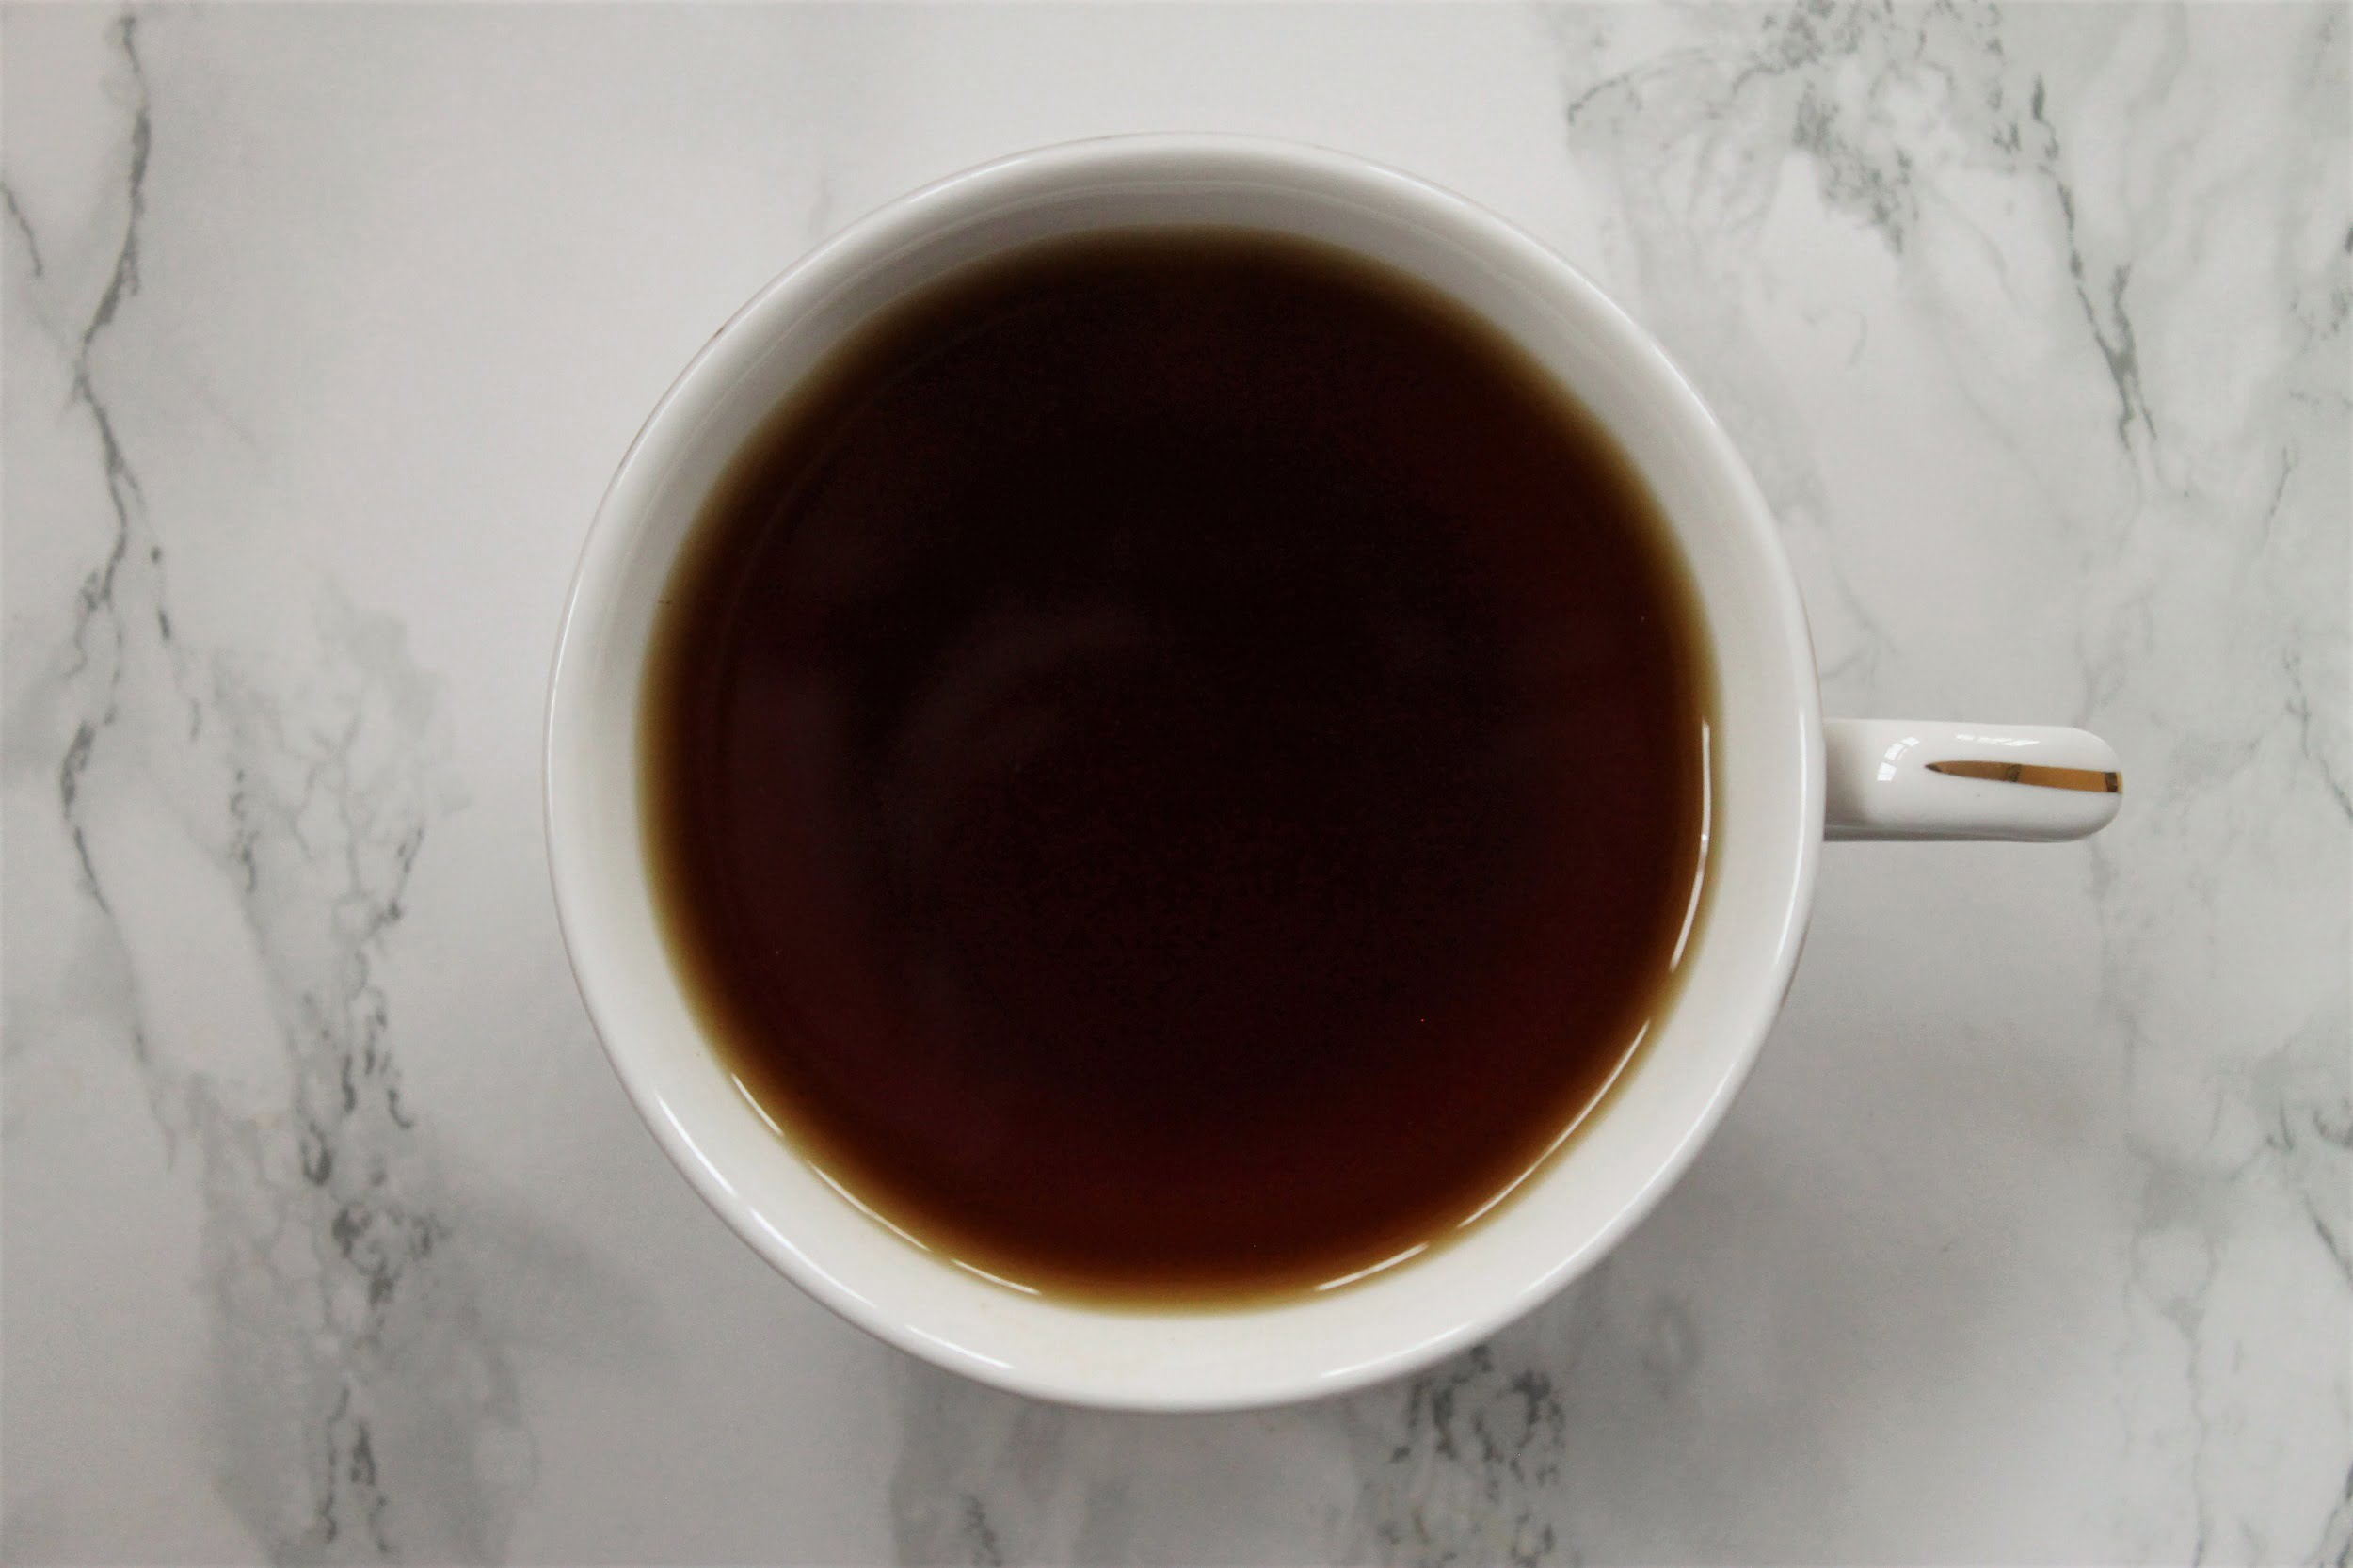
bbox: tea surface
[642,231,1709,1300]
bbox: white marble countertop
[4,5,2346,1563]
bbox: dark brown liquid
[643,232,1708,1302]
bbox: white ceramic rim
[547,135,1823,1411]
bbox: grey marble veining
[2,5,2345,1564]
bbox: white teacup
[546,136,2120,1412]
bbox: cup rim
[547,133,1823,1410]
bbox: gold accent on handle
[1926,760,2121,793]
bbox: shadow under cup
[547,137,1820,1410]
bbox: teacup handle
[1824,720,2121,842]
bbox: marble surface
[3,4,2346,1562]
